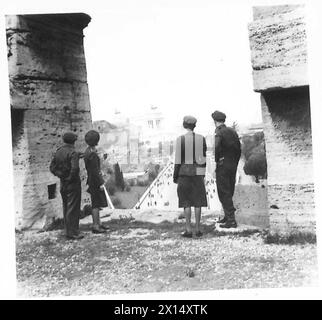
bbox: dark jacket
[214,124,241,169]
[83,147,105,191]
[53,143,80,185]
[173,131,207,183]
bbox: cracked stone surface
[7,14,92,230]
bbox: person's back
[83,130,108,234]
[173,116,207,238]
[83,146,103,192]
[211,111,240,229]
[49,132,83,240]
[175,131,207,170]
[53,144,80,184]
[215,124,241,170]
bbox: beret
[211,110,226,121]
[183,115,197,125]
[63,132,78,144]
[85,130,100,146]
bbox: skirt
[177,175,207,208]
[88,188,108,209]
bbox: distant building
[95,106,178,169]
[93,120,117,132]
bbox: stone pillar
[248,5,315,235]
[6,14,92,230]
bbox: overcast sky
[83,1,262,133]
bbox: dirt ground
[16,210,318,297]
[114,186,147,208]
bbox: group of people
[173,110,241,238]
[50,130,109,240]
[50,109,241,240]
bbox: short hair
[85,130,100,146]
[183,121,196,131]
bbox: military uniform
[53,142,81,237]
[213,112,241,223]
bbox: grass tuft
[264,231,316,245]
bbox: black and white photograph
[0,0,322,300]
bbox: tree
[243,151,267,183]
[232,121,239,132]
[114,162,125,191]
[145,162,162,182]
[243,141,267,182]
[241,131,265,160]
[241,131,267,182]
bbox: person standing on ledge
[50,132,84,240]
[212,111,241,229]
[173,116,207,238]
[83,130,109,234]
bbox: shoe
[181,231,193,238]
[195,231,203,237]
[66,234,84,240]
[92,227,107,234]
[217,217,226,224]
[219,221,237,229]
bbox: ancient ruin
[7,7,315,235]
[7,13,92,230]
[248,5,315,234]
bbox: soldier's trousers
[60,182,81,237]
[216,165,237,222]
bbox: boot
[220,221,237,229]
[217,216,226,224]
[66,233,84,240]
[92,226,107,234]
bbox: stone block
[8,14,93,230]
[260,88,315,235]
[6,14,90,82]
[248,6,315,235]
[248,5,308,91]
[233,184,269,229]
[10,79,91,112]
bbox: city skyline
[83,2,263,134]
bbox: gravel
[16,213,318,297]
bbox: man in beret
[50,131,84,240]
[212,111,241,228]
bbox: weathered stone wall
[234,183,269,229]
[249,5,307,92]
[261,87,314,234]
[233,158,269,229]
[248,5,315,235]
[7,14,93,230]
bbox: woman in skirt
[173,116,208,238]
[84,130,109,234]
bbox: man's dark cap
[85,130,100,146]
[211,110,226,122]
[63,132,78,144]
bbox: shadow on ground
[15,213,318,297]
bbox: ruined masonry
[7,14,93,230]
[248,5,315,235]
